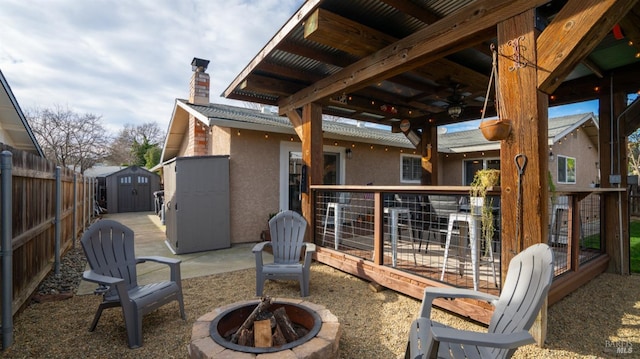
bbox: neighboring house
[437,113,600,188]
[158,60,600,246]
[0,69,43,156]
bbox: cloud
[0,0,303,134]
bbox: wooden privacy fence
[0,144,95,326]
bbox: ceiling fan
[446,83,466,119]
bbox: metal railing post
[1,151,14,349]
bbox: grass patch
[631,221,640,273]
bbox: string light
[264,134,269,139]
[237,130,241,136]
[334,141,338,146]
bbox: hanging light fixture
[447,83,465,119]
[447,104,463,119]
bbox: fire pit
[189,298,340,358]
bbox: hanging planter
[479,44,512,141]
[480,118,512,141]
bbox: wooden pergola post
[300,103,323,241]
[599,84,631,274]
[497,8,549,345]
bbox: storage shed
[105,166,161,213]
[163,155,230,254]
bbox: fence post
[73,174,77,248]
[1,151,14,349]
[54,167,61,275]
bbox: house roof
[160,99,413,163]
[160,100,599,162]
[439,113,600,153]
[0,69,43,156]
[221,0,640,131]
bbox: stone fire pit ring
[189,298,341,359]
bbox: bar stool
[322,193,354,249]
[440,212,497,291]
[385,207,417,267]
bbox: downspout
[616,93,637,274]
[1,151,13,349]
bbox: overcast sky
[1,0,303,134]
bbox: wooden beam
[619,4,640,55]
[303,8,490,99]
[537,0,639,94]
[285,110,304,140]
[549,62,640,106]
[497,8,549,346]
[279,0,551,115]
[223,0,322,98]
[379,0,440,25]
[240,74,305,97]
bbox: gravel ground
[2,249,640,358]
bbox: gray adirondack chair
[406,243,554,359]
[80,219,186,348]
[253,210,316,297]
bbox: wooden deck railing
[310,185,612,323]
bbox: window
[401,154,421,183]
[463,158,500,185]
[557,155,576,184]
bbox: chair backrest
[488,243,554,358]
[268,210,307,265]
[337,192,351,204]
[81,219,139,296]
[427,195,459,218]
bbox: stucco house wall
[549,127,599,188]
[203,125,415,244]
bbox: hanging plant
[470,169,500,258]
[479,44,512,141]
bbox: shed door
[117,174,152,212]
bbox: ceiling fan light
[448,105,463,118]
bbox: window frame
[400,154,422,183]
[557,155,576,184]
[462,158,500,185]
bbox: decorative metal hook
[507,36,527,71]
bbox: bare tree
[106,122,165,167]
[26,105,110,174]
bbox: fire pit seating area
[189,297,341,358]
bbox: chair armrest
[302,243,316,253]
[419,287,499,318]
[302,243,316,268]
[136,256,182,283]
[137,256,181,265]
[82,270,124,286]
[431,326,535,349]
[252,241,272,253]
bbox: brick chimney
[189,57,210,105]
